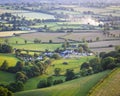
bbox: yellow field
[89,68,120,96]
[0,53,19,67]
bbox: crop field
[88,40,120,48]
[0,31,34,37]
[15,70,110,96]
[0,71,15,84]
[89,68,120,96]
[20,32,67,42]
[90,47,115,53]
[63,31,120,41]
[50,9,80,14]
[13,11,55,20]
[0,53,19,67]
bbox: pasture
[46,56,94,75]
[0,71,15,84]
[0,53,19,67]
[15,70,110,96]
[89,68,120,96]
[13,11,55,20]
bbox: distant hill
[0,0,120,4]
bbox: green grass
[47,56,93,75]
[15,70,110,96]
[11,43,61,51]
[8,37,33,44]
[0,53,19,67]
[0,71,15,84]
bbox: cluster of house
[21,49,94,62]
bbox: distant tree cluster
[80,47,120,76]
[0,43,13,53]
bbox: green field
[0,71,15,84]
[15,70,110,96]
[11,43,61,51]
[89,68,120,96]
[47,56,93,75]
[0,53,19,67]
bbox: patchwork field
[0,53,19,67]
[89,68,120,96]
[0,31,34,37]
[20,32,67,42]
[15,70,110,96]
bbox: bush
[0,86,13,96]
[53,79,63,85]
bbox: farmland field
[0,71,15,83]
[20,32,67,42]
[15,70,110,96]
[46,56,94,75]
[0,31,34,37]
[13,11,55,20]
[11,43,61,51]
[0,53,19,67]
[89,68,120,96]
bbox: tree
[7,81,24,92]
[24,40,27,44]
[78,47,83,53]
[51,53,60,59]
[0,60,9,71]
[65,69,75,81]
[53,79,63,85]
[89,57,102,73]
[47,76,53,87]
[0,86,13,96]
[101,57,116,70]
[54,68,61,76]
[49,40,52,43]
[15,61,24,72]
[16,72,28,83]
[0,44,13,53]
[37,79,47,88]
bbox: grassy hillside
[0,71,15,83]
[0,53,19,67]
[89,68,120,96]
[15,70,110,96]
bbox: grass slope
[15,70,110,96]
[0,53,19,67]
[0,71,15,83]
[89,68,120,96]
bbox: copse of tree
[53,79,63,85]
[7,81,24,93]
[80,62,93,76]
[54,68,61,76]
[37,79,47,88]
[51,53,61,59]
[101,56,116,70]
[65,69,75,81]
[0,43,13,53]
[0,86,13,96]
[16,71,28,83]
[89,57,103,73]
